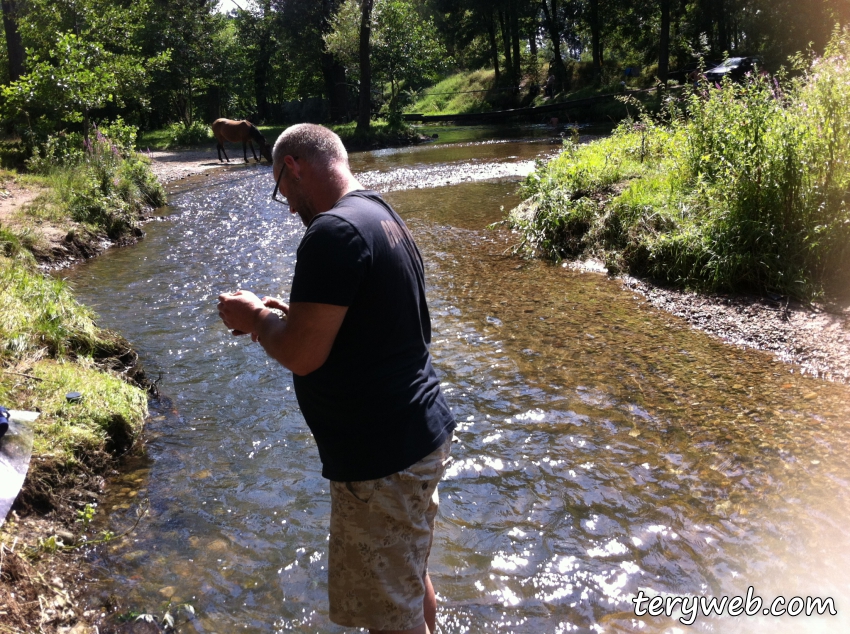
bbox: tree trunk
[1,0,24,82]
[253,1,272,122]
[540,0,568,92]
[498,10,513,87]
[590,0,601,78]
[356,0,374,134]
[487,9,500,83]
[322,53,348,122]
[510,1,521,88]
[321,0,348,122]
[717,0,728,53]
[658,0,670,84]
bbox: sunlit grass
[0,254,148,474]
[509,27,850,299]
[408,69,497,114]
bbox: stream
[63,125,850,633]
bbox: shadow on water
[63,128,850,633]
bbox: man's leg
[330,437,452,632]
[423,572,436,633]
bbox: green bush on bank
[24,124,165,238]
[166,120,213,147]
[509,28,850,300]
[0,121,159,502]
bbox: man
[217,123,456,634]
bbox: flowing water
[64,125,850,633]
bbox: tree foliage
[0,0,847,137]
[326,0,447,124]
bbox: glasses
[270,156,299,205]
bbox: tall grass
[510,27,850,300]
[0,254,147,474]
[0,122,155,484]
[26,126,165,237]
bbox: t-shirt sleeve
[290,214,368,307]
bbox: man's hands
[217,290,347,375]
[217,290,289,342]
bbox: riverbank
[620,275,850,383]
[0,147,160,632]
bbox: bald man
[218,124,455,634]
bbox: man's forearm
[253,310,300,371]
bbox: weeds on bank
[0,253,148,504]
[22,122,165,238]
[509,27,850,300]
[0,259,148,628]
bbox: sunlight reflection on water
[62,131,850,633]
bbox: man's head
[272,123,349,170]
[271,124,357,226]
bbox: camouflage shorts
[328,436,453,630]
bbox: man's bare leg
[369,573,436,634]
[423,572,437,633]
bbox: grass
[404,66,667,122]
[8,130,166,249]
[408,69,498,115]
[0,252,148,508]
[508,27,850,301]
[0,126,159,513]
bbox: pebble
[208,539,228,552]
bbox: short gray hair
[272,124,348,170]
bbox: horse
[211,118,273,164]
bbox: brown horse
[212,118,273,163]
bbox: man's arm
[218,290,347,376]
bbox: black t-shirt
[289,190,455,481]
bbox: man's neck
[316,171,364,214]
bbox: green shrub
[166,121,212,146]
[98,116,139,155]
[509,26,850,299]
[23,125,165,236]
[26,131,86,173]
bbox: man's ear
[285,155,302,181]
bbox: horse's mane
[248,122,266,145]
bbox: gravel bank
[622,277,850,384]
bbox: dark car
[704,56,764,84]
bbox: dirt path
[0,175,43,226]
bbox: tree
[327,0,447,129]
[357,0,374,133]
[658,0,671,84]
[3,0,164,139]
[1,0,24,82]
[141,0,226,127]
[372,0,447,119]
[540,0,570,92]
